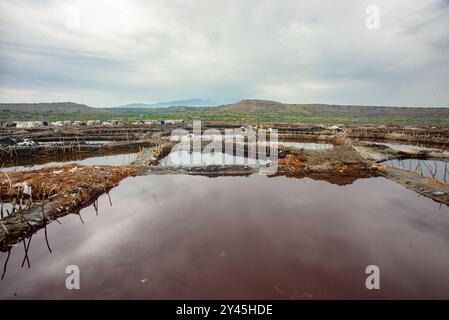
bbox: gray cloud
[0,0,448,107]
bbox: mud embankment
[377,165,449,205]
[346,126,449,148]
[349,142,449,204]
[0,164,143,247]
[351,142,449,162]
[0,140,158,161]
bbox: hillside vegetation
[1,100,448,125]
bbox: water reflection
[384,159,449,183]
[278,142,333,150]
[159,150,268,166]
[1,152,139,172]
[1,175,449,299]
[38,141,111,146]
[0,197,105,280]
[1,219,53,280]
[362,141,438,152]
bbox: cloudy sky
[0,0,448,107]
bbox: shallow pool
[1,152,140,172]
[362,141,437,152]
[1,174,448,299]
[278,142,333,150]
[37,141,111,146]
[159,150,268,166]
[384,159,449,183]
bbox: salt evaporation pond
[278,142,333,150]
[1,174,449,299]
[159,150,268,166]
[170,134,333,150]
[38,141,111,146]
[362,141,437,152]
[384,159,449,183]
[159,141,332,166]
[1,152,139,172]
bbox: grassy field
[2,110,449,125]
[2,100,449,125]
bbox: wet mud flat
[1,174,449,299]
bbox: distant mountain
[0,102,109,114]
[1,100,448,122]
[216,99,449,117]
[114,99,235,108]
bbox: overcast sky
[0,0,448,107]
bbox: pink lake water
[1,174,449,299]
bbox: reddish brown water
[1,175,449,299]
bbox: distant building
[15,121,47,128]
[159,119,183,125]
[17,138,37,146]
[86,120,101,126]
[329,125,342,132]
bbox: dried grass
[278,154,308,169]
[0,164,140,213]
